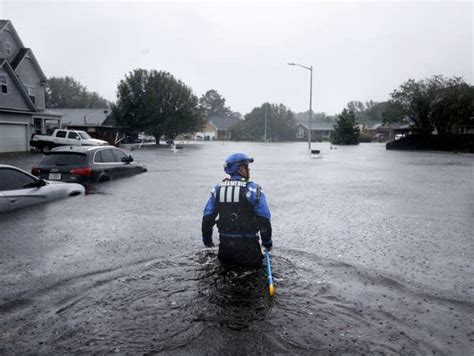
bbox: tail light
[70,167,93,177]
[31,167,41,176]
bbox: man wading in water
[201,153,273,267]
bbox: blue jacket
[202,174,272,247]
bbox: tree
[199,89,232,118]
[344,100,389,125]
[431,79,474,135]
[330,109,360,145]
[231,103,296,141]
[111,69,204,144]
[386,75,473,135]
[45,76,109,108]
[110,69,150,140]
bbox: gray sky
[1,0,472,115]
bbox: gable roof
[10,48,29,69]
[0,20,25,49]
[298,120,335,131]
[208,116,240,131]
[0,59,37,111]
[48,108,111,126]
[10,48,46,81]
[0,20,8,31]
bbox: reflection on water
[1,249,471,354]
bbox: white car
[30,129,109,151]
[0,165,85,213]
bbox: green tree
[199,89,232,118]
[330,109,360,145]
[231,103,296,141]
[431,79,474,135]
[45,76,109,108]
[386,75,474,135]
[112,69,204,144]
[111,69,150,140]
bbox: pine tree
[330,109,360,145]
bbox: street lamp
[288,62,313,152]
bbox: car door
[111,148,132,177]
[67,131,82,146]
[0,192,10,213]
[54,130,69,145]
[93,148,117,180]
[0,168,53,211]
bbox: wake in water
[1,249,471,355]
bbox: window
[56,130,67,138]
[4,40,11,56]
[94,150,104,163]
[99,149,115,163]
[0,169,37,191]
[39,153,87,167]
[0,75,7,94]
[112,149,128,162]
[78,131,91,139]
[68,131,79,139]
[25,85,36,104]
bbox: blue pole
[265,249,275,296]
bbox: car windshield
[39,153,87,167]
[78,132,91,139]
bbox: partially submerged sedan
[31,145,147,185]
[0,165,85,213]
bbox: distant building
[367,122,412,142]
[296,120,334,141]
[48,108,117,144]
[0,20,61,152]
[194,116,240,141]
[194,120,217,141]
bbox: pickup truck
[30,129,109,150]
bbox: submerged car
[0,165,85,213]
[31,145,147,185]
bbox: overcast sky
[1,0,472,115]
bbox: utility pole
[264,103,267,142]
[288,62,314,152]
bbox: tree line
[45,72,473,145]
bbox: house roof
[208,116,240,131]
[10,48,29,69]
[9,48,46,81]
[48,108,111,126]
[0,59,37,111]
[0,20,8,31]
[298,120,335,131]
[0,20,25,50]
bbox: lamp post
[288,62,313,152]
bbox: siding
[0,24,21,61]
[0,68,31,111]
[15,56,45,110]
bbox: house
[48,108,118,144]
[195,116,239,141]
[0,20,61,152]
[296,120,334,141]
[194,120,217,141]
[367,122,412,142]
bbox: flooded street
[1,142,473,354]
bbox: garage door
[0,124,28,153]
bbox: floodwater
[0,142,473,354]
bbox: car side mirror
[121,155,134,163]
[37,179,47,187]
[76,136,81,140]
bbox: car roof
[51,145,117,153]
[0,164,22,170]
